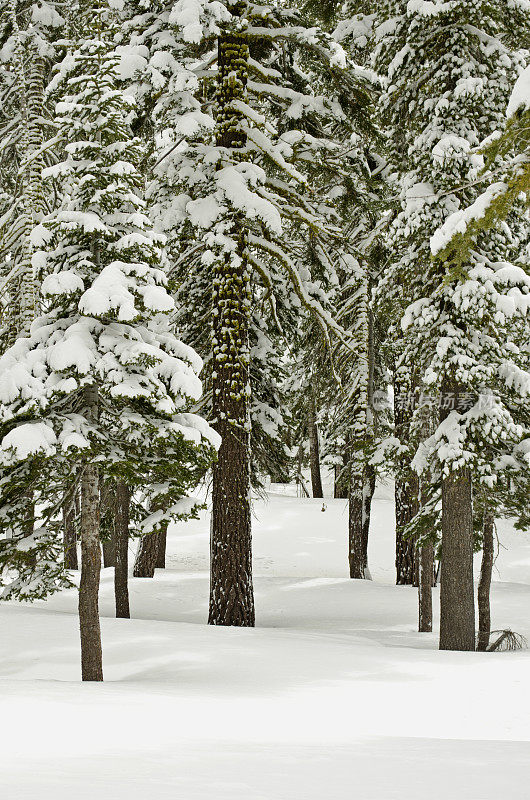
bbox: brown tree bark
[439,466,475,651]
[78,386,103,681]
[477,513,494,651]
[418,540,434,632]
[439,378,476,651]
[208,22,254,627]
[349,469,364,579]
[394,368,419,585]
[308,398,324,499]
[334,461,348,499]
[362,465,376,577]
[62,488,78,570]
[395,473,419,585]
[114,482,131,619]
[349,464,374,579]
[101,536,114,568]
[133,532,159,578]
[155,527,167,569]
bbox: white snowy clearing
[2,480,530,800]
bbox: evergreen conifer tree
[0,0,218,678]
[374,0,530,650]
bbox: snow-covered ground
[2,481,530,799]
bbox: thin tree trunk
[361,465,376,577]
[418,540,434,632]
[477,513,494,651]
[296,443,309,497]
[114,482,130,619]
[394,367,419,585]
[133,532,159,578]
[208,23,254,627]
[78,387,103,681]
[308,398,324,498]
[395,473,419,585]
[439,466,475,651]
[349,467,364,578]
[349,463,375,579]
[155,526,167,569]
[63,488,78,570]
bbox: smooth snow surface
[2,481,530,799]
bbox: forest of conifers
[1,0,530,694]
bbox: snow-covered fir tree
[374,0,530,650]
[0,0,218,679]
[117,0,375,625]
[431,61,530,649]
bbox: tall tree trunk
[418,540,434,632]
[395,473,419,585]
[361,465,376,577]
[349,463,375,579]
[477,513,494,652]
[308,397,324,498]
[208,21,254,627]
[348,273,374,579]
[63,488,78,570]
[133,533,159,578]
[349,468,364,578]
[78,386,103,681]
[439,378,475,652]
[155,527,167,569]
[439,466,475,651]
[394,366,418,585]
[114,482,130,619]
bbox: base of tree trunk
[133,533,159,578]
[477,513,494,651]
[418,541,434,632]
[79,459,103,681]
[114,482,131,618]
[155,527,167,569]
[439,468,475,651]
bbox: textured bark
[439,466,475,651]
[349,470,364,578]
[208,23,254,627]
[155,527,167,569]
[308,398,324,499]
[78,386,103,681]
[296,444,310,497]
[418,541,434,632]
[114,482,131,619]
[349,464,375,579]
[362,465,376,577]
[334,461,348,499]
[102,536,115,568]
[477,513,494,652]
[62,489,78,570]
[395,473,419,585]
[394,370,419,585]
[133,532,159,578]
